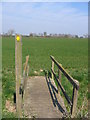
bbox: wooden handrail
[50,55,79,118]
[50,56,79,90]
[51,69,72,106]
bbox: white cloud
[2,2,88,35]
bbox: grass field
[2,36,88,118]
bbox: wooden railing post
[71,86,78,118]
[15,34,22,117]
[58,65,61,83]
[51,57,54,80]
[22,55,29,102]
[26,64,29,77]
[58,69,61,92]
[23,56,29,90]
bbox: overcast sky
[2,2,88,36]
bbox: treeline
[0,29,88,38]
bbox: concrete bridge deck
[23,76,67,118]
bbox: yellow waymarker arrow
[16,35,20,42]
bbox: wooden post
[23,55,29,89]
[71,87,78,118]
[52,59,54,80]
[27,64,29,77]
[22,56,29,102]
[15,34,22,117]
[58,69,61,93]
[58,68,61,83]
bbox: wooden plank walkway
[23,76,67,118]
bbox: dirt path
[23,76,67,118]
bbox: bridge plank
[23,76,67,118]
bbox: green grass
[2,36,88,118]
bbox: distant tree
[75,35,78,38]
[30,33,33,37]
[44,32,47,37]
[50,33,52,37]
[64,34,69,38]
[8,29,15,36]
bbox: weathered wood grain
[50,56,79,90]
[15,34,22,117]
[23,76,67,118]
[50,55,79,117]
[71,87,78,118]
[51,69,72,106]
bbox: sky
[0,0,89,2]
[1,2,88,36]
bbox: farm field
[2,36,88,118]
